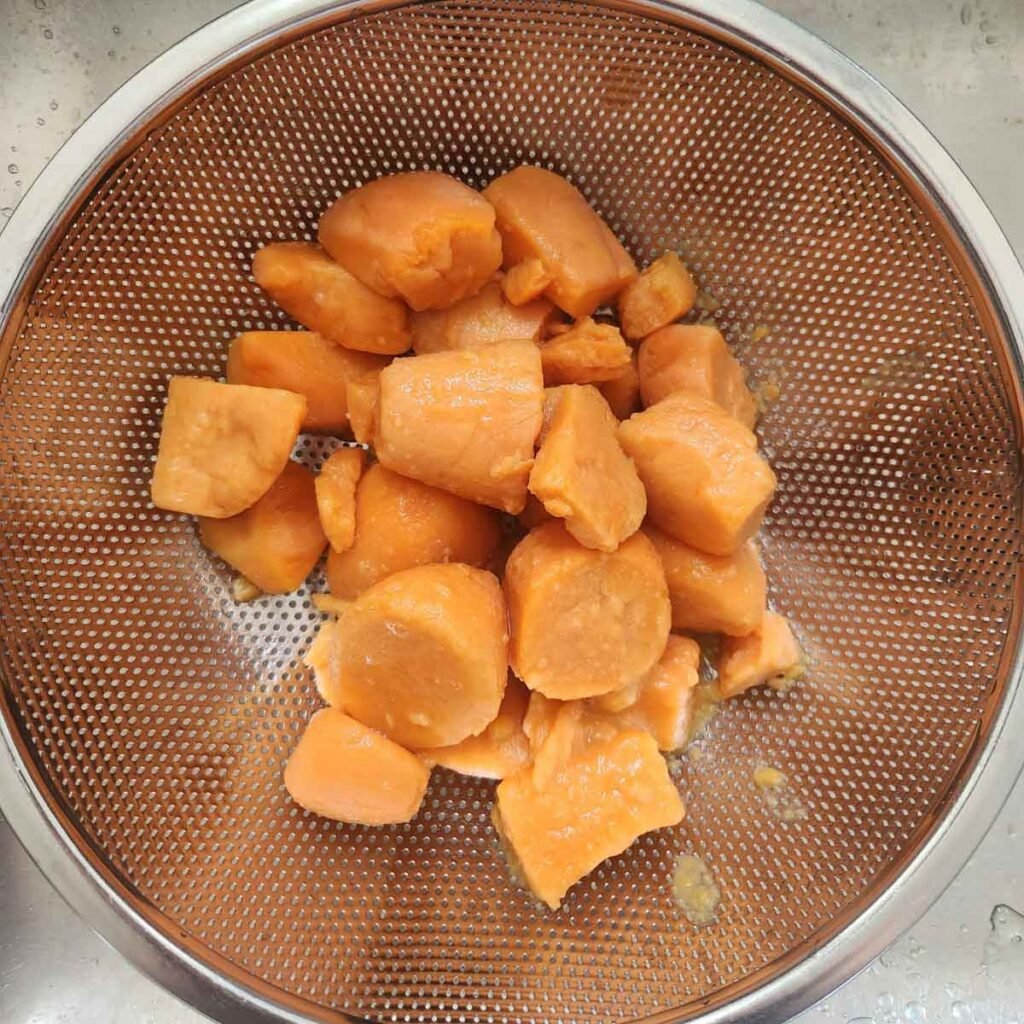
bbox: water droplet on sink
[42,27,53,39]
[8,164,19,174]
[903,1000,927,1024]
[950,1002,972,1024]
[49,99,58,110]
[34,0,47,9]
[36,117,45,126]
[112,25,121,34]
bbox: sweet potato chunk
[484,166,638,318]
[315,448,364,552]
[644,524,766,636]
[319,171,502,311]
[618,252,697,340]
[326,464,502,599]
[325,563,508,748]
[284,708,430,825]
[411,277,555,354]
[226,331,388,434]
[345,371,381,446]
[493,729,684,908]
[718,611,804,699]
[375,340,544,513]
[151,377,306,518]
[252,242,410,355]
[638,324,756,428]
[502,257,551,305]
[618,392,776,556]
[418,676,531,780]
[539,317,632,386]
[528,385,646,551]
[598,352,642,420]
[199,461,327,593]
[620,635,700,751]
[504,521,670,699]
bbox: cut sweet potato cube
[638,324,756,428]
[618,392,776,556]
[199,461,327,593]
[598,352,642,420]
[528,385,646,552]
[644,524,766,636]
[226,330,388,435]
[375,340,544,513]
[411,277,555,354]
[284,708,430,825]
[418,676,531,780]
[315,448,364,553]
[151,377,306,519]
[718,611,804,699]
[539,317,632,386]
[504,521,670,699]
[620,635,700,751]
[345,371,381,447]
[329,563,509,748]
[252,242,410,355]
[502,257,552,305]
[483,166,638,318]
[493,729,684,909]
[319,171,502,311]
[618,252,697,340]
[326,463,502,599]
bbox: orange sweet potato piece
[325,563,508,748]
[315,448,364,552]
[252,242,410,355]
[618,392,776,556]
[411,277,556,354]
[483,166,638,318]
[199,461,328,593]
[493,729,684,909]
[717,611,804,699]
[226,330,388,434]
[638,324,756,428]
[644,523,766,636]
[418,675,531,780]
[528,385,646,551]
[345,371,381,447]
[598,351,642,420]
[504,520,670,699]
[538,317,632,386]
[151,376,306,518]
[318,171,502,311]
[284,708,430,825]
[326,463,502,599]
[618,252,697,340]
[619,635,700,751]
[502,257,552,305]
[375,340,544,513]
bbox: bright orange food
[538,317,632,386]
[375,340,544,513]
[502,257,551,305]
[326,463,502,599]
[251,242,410,355]
[199,461,328,593]
[493,729,684,908]
[345,370,382,447]
[619,635,700,751]
[618,392,776,556]
[504,521,670,699]
[315,448,364,553]
[318,171,502,311]
[284,708,430,825]
[418,675,531,780]
[528,385,646,551]
[323,563,508,748]
[598,351,642,420]
[618,252,697,341]
[484,166,638,318]
[410,277,555,354]
[644,523,766,636]
[717,611,804,699]
[638,324,756,428]
[151,376,306,518]
[226,330,388,435]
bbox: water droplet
[107,49,115,58]
[49,99,58,110]
[950,1002,972,1024]
[42,27,53,39]
[0,207,12,220]
[33,0,47,9]
[8,164,18,174]
[112,25,121,34]
[903,1000,927,1024]
[35,117,45,126]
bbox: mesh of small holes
[0,0,1020,1020]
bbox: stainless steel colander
[1,1,1023,1022]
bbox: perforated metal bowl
[1,1,1023,1022]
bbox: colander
[1,1,1023,1022]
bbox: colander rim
[1,1,1023,1022]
